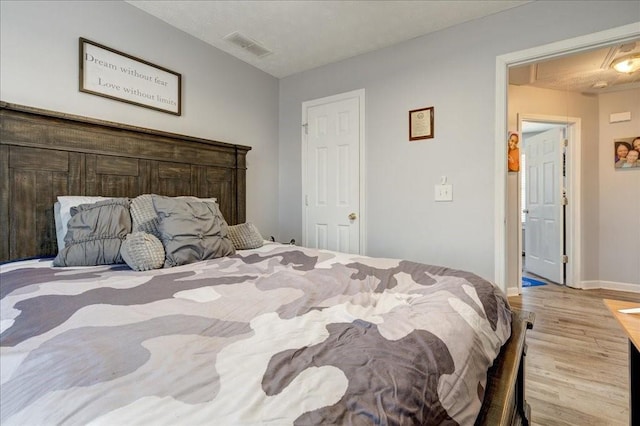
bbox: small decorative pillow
[228,223,264,250]
[53,198,131,267]
[152,195,235,267]
[130,194,162,239]
[120,232,165,271]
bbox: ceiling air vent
[223,32,272,58]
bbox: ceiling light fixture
[611,54,640,73]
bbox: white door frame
[301,88,366,254]
[518,114,581,291]
[494,22,640,295]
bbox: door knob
[348,212,357,220]
[522,209,529,214]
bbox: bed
[0,102,533,426]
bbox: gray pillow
[130,194,219,240]
[228,223,264,250]
[152,195,235,267]
[121,232,165,271]
[53,198,131,266]
[55,196,113,251]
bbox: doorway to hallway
[516,114,581,291]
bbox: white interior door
[303,92,362,253]
[524,127,565,284]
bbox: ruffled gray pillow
[121,232,165,271]
[53,198,131,267]
[228,223,264,250]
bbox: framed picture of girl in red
[508,131,520,172]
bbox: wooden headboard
[0,101,251,262]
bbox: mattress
[1,243,511,425]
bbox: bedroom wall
[0,1,280,238]
[596,89,640,289]
[279,1,639,283]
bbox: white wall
[597,89,640,288]
[279,1,639,282]
[0,0,280,238]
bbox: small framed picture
[508,131,520,172]
[409,107,434,141]
[614,136,640,169]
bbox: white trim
[581,280,640,294]
[359,91,366,255]
[494,61,508,294]
[301,89,366,255]
[494,22,640,295]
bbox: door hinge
[302,123,308,135]
[563,139,568,147]
[562,196,568,205]
[562,255,568,263]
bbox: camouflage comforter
[1,243,511,425]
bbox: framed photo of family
[614,136,640,169]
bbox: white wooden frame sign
[80,38,182,115]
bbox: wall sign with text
[79,38,182,115]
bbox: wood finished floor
[508,283,640,426]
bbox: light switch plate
[434,184,453,201]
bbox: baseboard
[507,280,640,297]
[507,287,520,297]
[508,280,640,295]
[580,280,640,293]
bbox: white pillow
[55,196,112,251]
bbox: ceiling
[125,0,530,78]
[126,1,640,93]
[509,41,640,94]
